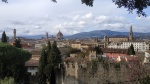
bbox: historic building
[104,25,133,42]
[56,30,63,40]
[107,41,149,52]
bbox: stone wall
[63,62,150,84]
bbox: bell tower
[46,32,48,40]
[129,25,133,41]
[13,28,16,41]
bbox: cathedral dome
[56,30,63,40]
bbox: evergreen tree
[13,38,22,48]
[45,41,62,83]
[51,41,61,68]
[47,40,51,51]
[127,44,135,55]
[94,47,103,55]
[130,44,135,55]
[38,49,47,84]
[50,66,56,84]
[1,31,7,43]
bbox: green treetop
[127,44,135,55]
[38,49,47,84]
[1,31,7,43]
[13,38,22,48]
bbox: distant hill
[67,30,150,39]
[20,30,150,39]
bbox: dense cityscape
[1,0,150,84]
[0,25,150,83]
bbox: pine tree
[13,38,22,48]
[38,49,47,84]
[1,31,7,43]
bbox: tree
[46,40,51,55]
[2,0,150,16]
[50,66,56,84]
[82,0,150,16]
[1,31,7,43]
[45,41,62,83]
[51,41,61,68]
[13,38,22,48]
[94,47,103,55]
[127,44,135,55]
[38,49,47,84]
[0,43,31,83]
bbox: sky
[0,0,150,37]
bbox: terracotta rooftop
[103,48,128,54]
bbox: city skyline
[0,0,150,36]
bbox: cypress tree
[38,49,47,84]
[47,40,51,52]
[51,41,61,68]
[94,47,103,55]
[1,31,7,43]
[127,44,135,55]
[50,66,56,84]
[130,44,135,55]
[13,38,22,48]
[46,41,62,83]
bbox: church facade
[104,25,133,42]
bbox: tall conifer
[13,38,22,48]
[50,66,56,84]
[1,31,7,43]
[127,44,135,55]
[38,49,47,84]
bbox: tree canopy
[1,31,7,43]
[2,0,150,16]
[38,41,62,83]
[13,38,22,48]
[127,44,135,55]
[0,43,31,83]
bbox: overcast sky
[0,0,150,36]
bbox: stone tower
[129,25,133,41]
[13,28,16,41]
[46,32,48,40]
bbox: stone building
[104,25,133,43]
[56,30,63,40]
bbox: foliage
[38,49,47,84]
[46,40,51,54]
[127,44,135,55]
[13,38,22,48]
[1,31,7,43]
[2,0,149,16]
[93,47,103,55]
[114,62,121,69]
[97,57,104,62]
[70,48,81,53]
[0,43,31,83]
[50,67,56,84]
[91,59,98,69]
[78,52,86,58]
[103,62,109,70]
[140,76,150,84]
[38,41,62,83]
[49,41,61,68]
[0,77,14,84]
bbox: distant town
[1,25,150,84]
